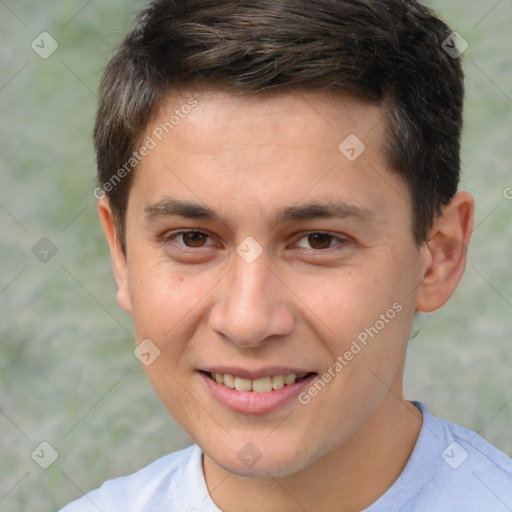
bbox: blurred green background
[0,1,510,510]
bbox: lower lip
[199,372,317,414]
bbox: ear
[97,197,132,315]
[415,191,474,313]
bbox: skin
[99,90,474,511]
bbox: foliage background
[0,0,510,510]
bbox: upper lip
[200,367,315,380]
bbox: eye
[295,232,346,250]
[165,231,213,248]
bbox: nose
[208,255,295,348]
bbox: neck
[203,391,422,512]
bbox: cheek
[290,262,415,366]
[289,268,392,335]
[127,264,202,342]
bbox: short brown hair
[94,0,464,251]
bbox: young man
[60,0,511,510]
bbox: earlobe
[97,197,133,315]
[415,191,474,313]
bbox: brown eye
[307,233,334,249]
[181,232,209,247]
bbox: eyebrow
[144,198,377,225]
[144,198,220,221]
[276,201,376,223]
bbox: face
[105,90,431,478]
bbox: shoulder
[57,444,218,512]
[425,402,512,475]
[368,402,512,511]
[426,404,512,508]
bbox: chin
[217,454,307,479]
[204,435,318,479]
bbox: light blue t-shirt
[58,402,512,511]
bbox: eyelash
[161,230,349,251]
[161,230,216,250]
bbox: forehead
[128,89,409,228]
[149,88,385,154]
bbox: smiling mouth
[204,371,315,393]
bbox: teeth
[210,372,308,392]
[252,377,272,393]
[271,375,285,390]
[284,374,296,385]
[234,377,252,391]
[223,374,235,388]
